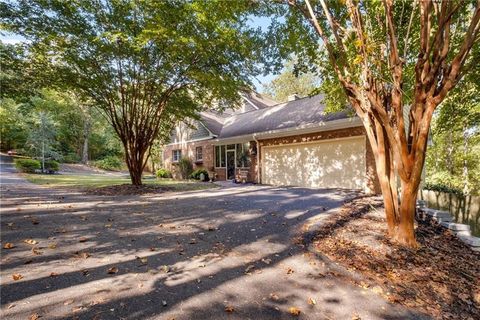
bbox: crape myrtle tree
[2,0,264,185]
[267,0,480,247]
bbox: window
[215,145,226,167]
[195,146,203,162]
[172,149,181,162]
[236,142,251,167]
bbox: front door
[226,150,235,180]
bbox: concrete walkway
[0,158,426,319]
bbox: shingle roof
[199,111,224,136]
[218,94,353,139]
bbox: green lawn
[24,173,217,191]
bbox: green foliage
[156,168,172,179]
[263,59,319,102]
[93,156,123,171]
[2,0,267,184]
[425,82,480,195]
[44,160,59,173]
[62,152,81,163]
[177,158,193,180]
[423,182,466,197]
[14,158,41,173]
[190,169,209,181]
[0,98,27,151]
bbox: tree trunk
[124,145,148,186]
[462,124,469,195]
[81,118,91,164]
[397,184,418,247]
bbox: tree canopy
[265,0,480,246]
[1,0,265,184]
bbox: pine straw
[308,196,480,319]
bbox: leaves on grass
[107,267,118,274]
[24,239,38,245]
[288,307,301,316]
[12,274,23,281]
[3,242,15,249]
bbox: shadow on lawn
[1,185,427,320]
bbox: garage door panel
[262,137,365,190]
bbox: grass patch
[24,173,216,191]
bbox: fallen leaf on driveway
[48,243,57,249]
[3,243,15,249]
[64,299,74,305]
[7,304,15,309]
[79,237,88,243]
[12,274,23,281]
[161,265,170,273]
[224,305,235,312]
[29,313,39,320]
[50,272,59,277]
[104,224,112,228]
[288,307,301,316]
[31,219,39,225]
[136,256,148,265]
[269,293,280,301]
[31,247,43,255]
[244,265,255,274]
[24,239,38,245]
[286,268,294,274]
[308,297,317,305]
[107,267,118,274]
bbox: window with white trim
[172,149,181,162]
[195,146,203,161]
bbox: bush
[63,153,81,163]
[44,160,60,173]
[14,159,41,173]
[93,156,123,171]
[177,157,193,179]
[423,182,464,196]
[156,168,172,178]
[190,169,209,181]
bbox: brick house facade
[163,93,380,194]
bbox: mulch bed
[84,184,173,196]
[307,196,480,319]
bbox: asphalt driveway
[1,163,424,319]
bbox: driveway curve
[1,163,426,319]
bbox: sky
[0,14,279,93]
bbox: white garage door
[262,136,366,190]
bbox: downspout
[253,134,260,184]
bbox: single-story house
[163,92,380,194]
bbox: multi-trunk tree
[273,0,480,246]
[2,0,264,185]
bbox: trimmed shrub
[177,157,193,179]
[156,168,172,178]
[190,169,209,181]
[423,183,464,196]
[93,156,123,171]
[14,159,41,173]
[44,160,60,173]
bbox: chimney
[287,94,300,101]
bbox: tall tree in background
[263,60,319,102]
[2,0,263,185]
[272,0,480,246]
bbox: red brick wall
[257,127,381,194]
[163,140,215,179]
